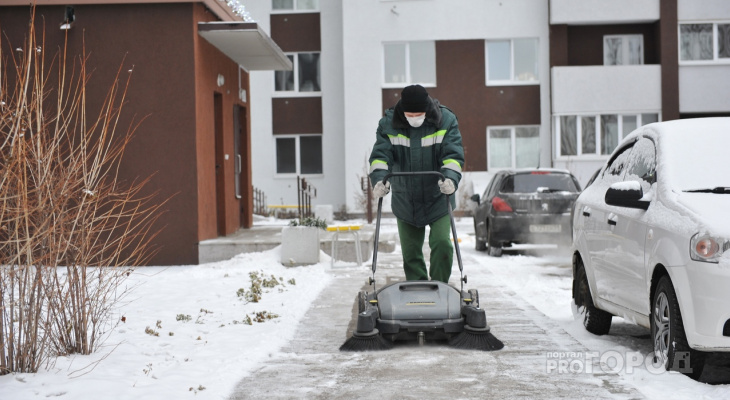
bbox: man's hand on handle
[373,181,391,199]
[438,179,455,195]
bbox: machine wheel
[651,276,706,380]
[357,291,368,314]
[468,289,480,308]
[575,260,611,335]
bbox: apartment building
[550,0,730,184]
[249,0,552,214]
[249,0,730,217]
[549,0,665,184]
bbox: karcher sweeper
[340,171,503,351]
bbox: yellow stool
[326,225,363,267]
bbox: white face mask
[406,114,426,128]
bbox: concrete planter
[280,226,321,266]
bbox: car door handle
[582,206,591,217]
[607,213,617,226]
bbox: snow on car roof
[632,118,730,192]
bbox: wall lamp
[60,6,75,30]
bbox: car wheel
[575,260,612,335]
[486,221,502,257]
[651,276,706,380]
[474,221,487,251]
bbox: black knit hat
[400,85,429,112]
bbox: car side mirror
[605,181,650,210]
[470,194,480,205]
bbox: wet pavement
[228,250,644,399]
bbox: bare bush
[1,8,165,374]
[353,157,376,218]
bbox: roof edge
[2,0,242,21]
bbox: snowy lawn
[0,246,332,400]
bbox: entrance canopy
[198,22,292,71]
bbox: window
[581,116,596,154]
[679,22,730,62]
[272,0,318,12]
[605,145,634,181]
[487,126,540,169]
[503,173,579,194]
[275,53,321,93]
[600,115,619,155]
[559,116,577,156]
[624,138,657,191]
[556,113,659,157]
[603,35,644,65]
[383,41,436,86]
[275,135,322,175]
[486,38,539,85]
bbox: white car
[571,117,730,379]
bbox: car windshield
[501,173,578,194]
[661,125,730,192]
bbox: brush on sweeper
[340,171,503,352]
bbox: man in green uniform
[369,85,465,284]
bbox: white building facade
[246,0,730,217]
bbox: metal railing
[297,176,317,220]
[253,187,268,216]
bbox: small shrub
[288,217,328,230]
[176,314,192,322]
[262,275,280,288]
[238,270,292,304]
[253,311,279,323]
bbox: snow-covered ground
[0,217,728,399]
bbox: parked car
[471,169,581,256]
[571,117,730,379]
[584,167,602,189]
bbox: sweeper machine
[340,171,504,352]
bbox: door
[234,105,252,228]
[214,93,226,236]
[598,137,656,313]
[586,144,634,302]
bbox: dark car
[471,169,581,256]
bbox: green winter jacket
[369,97,465,227]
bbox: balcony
[679,65,730,113]
[550,0,659,25]
[551,65,662,114]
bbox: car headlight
[690,233,728,263]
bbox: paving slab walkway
[228,250,644,400]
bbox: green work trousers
[397,214,453,283]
